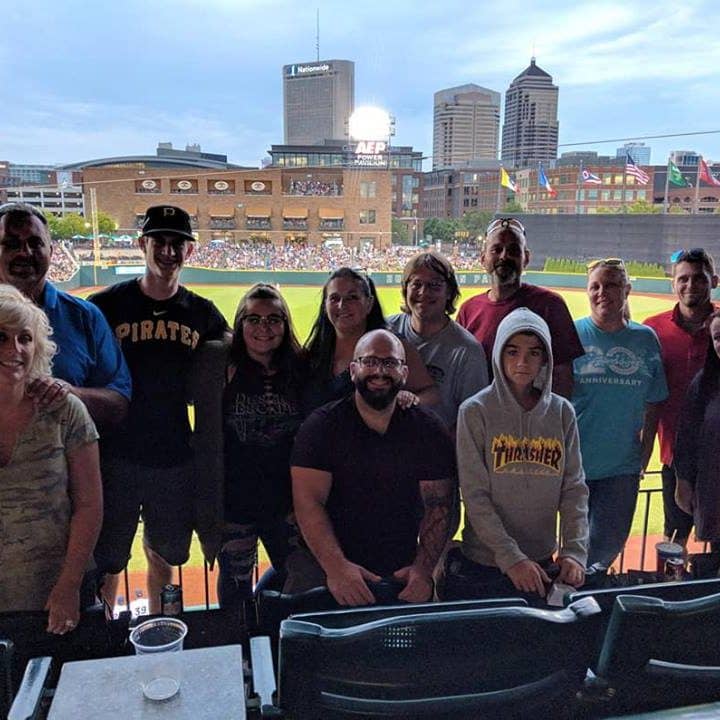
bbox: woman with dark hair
[304,267,438,412]
[675,310,720,550]
[218,283,306,611]
[0,284,102,633]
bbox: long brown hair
[229,283,305,386]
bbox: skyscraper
[616,142,651,165]
[501,58,559,169]
[283,60,354,145]
[432,84,500,169]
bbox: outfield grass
[79,282,676,571]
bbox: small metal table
[48,644,246,719]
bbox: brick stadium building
[80,164,392,248]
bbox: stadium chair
[6,656,52,720]
[594,592,720,713]
[1,639,13,720]
[254,577,409,656]
[566,577,720,673]
[252,596,600,719]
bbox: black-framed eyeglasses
[587,257,625,272]
[242,314,285,327]
[354,356,406,371]
[671,248,707,264]
[487,217,526,235]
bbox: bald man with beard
[287,329,455,606]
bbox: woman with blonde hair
[0,284,102,633]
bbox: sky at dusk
[2,0,719,168]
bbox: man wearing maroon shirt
[643,248,718,545]
[456,217,583,398]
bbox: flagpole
[663,157,670,214]
[576,161,582,214]
[694,157,702,214]
[496,167,503,213]
[622,156,628,213]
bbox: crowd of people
[286,179,342,196]
[59,239,485,273]
[1,201,718,632]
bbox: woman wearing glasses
[303,267,438,413]
[571,258,668,573]
[218,283,306,614]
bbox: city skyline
[1,0,719,168]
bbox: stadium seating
[257,596,600,719]
[594,592,720,713]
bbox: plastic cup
[655,542,684,575]
[129,618,188,701]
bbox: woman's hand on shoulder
[26,376,70,409]
[396,390,419,410]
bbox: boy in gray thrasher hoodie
[451,307,589,602]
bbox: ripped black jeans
[216,517,297,611]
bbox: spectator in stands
[643,249,718,546]
[675,310,720,551]
[0,203,131,429]
[387,250,488,429]
[572,258,668,572]
[287,329,455,605]
[303,266,438,412]
[90,205,229,614]
[218,283,306,614]
[456,217,583,398]
[0,285,102,632]
[451,308,588,603]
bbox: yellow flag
[500,167,517,192]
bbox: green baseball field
[79,282,679,589]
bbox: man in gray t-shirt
[387,251,489,429]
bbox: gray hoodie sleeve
[456,399,528,572]
[557,401,589,567]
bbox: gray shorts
[94,455,195,573]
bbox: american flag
[625,155,650,185]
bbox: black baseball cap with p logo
[141,205,195,241]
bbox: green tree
[668,204,686,214]
[501,199,525,213]
[423,217,460,243]
[595,206,618,214]
[55,213,87,238]
[42,211,64,239]
[97,210,119,235]
[460,210,494,240]
[626,200,662,214]
[391,217,410,245]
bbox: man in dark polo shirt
[288,329,455,606]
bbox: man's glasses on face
[242,314,284,327]
[586,257,625,272]
[354,356,406,371]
